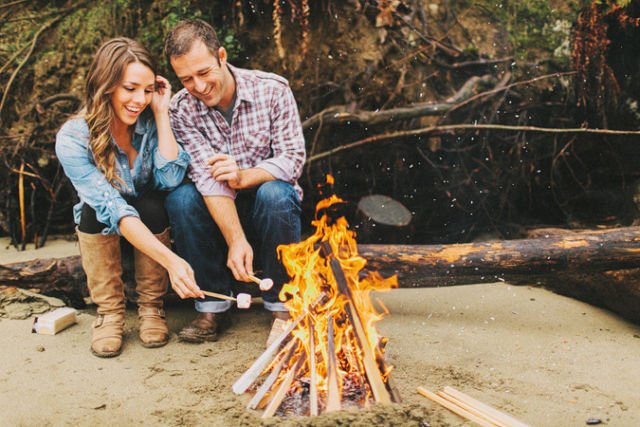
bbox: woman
[56,38,204,358]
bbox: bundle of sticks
[231,241,400,417]
[417,386,530,427]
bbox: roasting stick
[417,387,497,427]
[443,387,530,427]
[201,290,236,301]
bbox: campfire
[232,184,401,417]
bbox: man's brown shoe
[178,312,231,343]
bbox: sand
[1,238,639,426]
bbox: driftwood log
[302,74,496,131]
[1,226,639,323]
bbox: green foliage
[109,0,243,76]
[477,0,582,60]
[219,29,243,62]
[56,3,113,56]
[462,45,480,57]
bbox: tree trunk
[2,226,640,323]
[359,226,640,286]
[0,256,87,307]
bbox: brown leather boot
[134,228,171,348]
[77,228,125,358]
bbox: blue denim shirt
[55,112,190,235]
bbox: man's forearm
[235,167,275,190]
[203,195,246,244]
[203,195,254,281]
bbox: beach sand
[1,237,639,426]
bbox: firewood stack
[232,194,401,417]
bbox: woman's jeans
[79,190,168,234]
[165,181,301,313]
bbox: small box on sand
[32,307,78,335]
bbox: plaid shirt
[169,64,305,200]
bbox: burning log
[233,194,399,417]
[262,357,304,418]
[320,241,392,405]
[308,323,319,416]
[247,340,296,410]
[325,315,341,412]
[233,308,313,395]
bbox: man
[164,19,305,345]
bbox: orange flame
[276,177,397,405]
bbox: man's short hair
[164,19,220,60]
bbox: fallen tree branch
[443,71,577,119]
[359,226,640,285]
[6,11,65,23]
[433,56,514,69]
[392,9,462,57]
[305,123,640,163]
[303,74,496,131]
[35,93,80,114]
[0,0,28,10]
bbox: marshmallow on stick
[201,291,252,309]
[248,274,274,291]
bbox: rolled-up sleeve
[55,121,139,235]
[153,144,191,190]
[170,108,236,199]
[255,84,306,183]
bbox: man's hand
[226,238,253,282]
[208,154,243,189]
[208,154,277,190]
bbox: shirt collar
[226,63,253,105]
[133,110,152,135]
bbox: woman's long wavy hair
[82,37,156,189]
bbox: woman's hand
[166,255,204,299]
[150,75,172,116]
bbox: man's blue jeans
[165,181,301,313]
